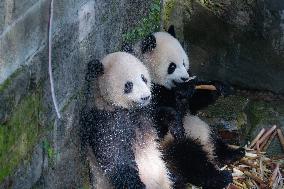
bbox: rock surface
[164,0,284,94]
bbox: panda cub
[122,27,245,188]
[80,52,172,189]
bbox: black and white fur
[123,27,245,189]
[80,52,172,189]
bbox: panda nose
[141,96,150,101]
[181,77,189,82]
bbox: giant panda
[80,52,173,189]
[122,27,245,189]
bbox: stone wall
[0,0,161,188]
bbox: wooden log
[195,85,217,91]
[277,129,284,151]
[249,128,266,148]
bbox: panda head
[94,52,151,109]
[140,26,195,89]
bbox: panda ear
[85,59,104,81]
[141,34,156,54]
[121,42,134,54]
[167,25,176,38]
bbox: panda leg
[183,114,245,165]
[164,139,232,189]
[183,114,215,161]
[156,106,185,141]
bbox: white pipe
[48,0,61,119]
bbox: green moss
[43,140,55,161]
[201,95,248,120]
[236,112,247,129]
[197,0,227,15]
[122,0,161,43]
[162,0,176,28]
[0,68,23,93]
[245,100,284,139]
[0,93,41,182]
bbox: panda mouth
[133,99,150,108]
[172,80,185,87]
[172,76,197,87]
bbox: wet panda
[122,27,245,189]
[80,52,172,189]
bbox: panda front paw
[219,147,246,165]
[174,84,196,113]
[213,81,234,97]
[169,124,186,142]
[220,170,233,185]
[204,170,232,189]
[229,147,246,163]
[235,147,246,157]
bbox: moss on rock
[163,0,176,28]
[0,68,23,93]
[122,0,161,43]
[246,100,284,140]
[201,95,248,120]
[0,93,42,182]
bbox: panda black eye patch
[168,62,177,74]
[141,74,147,83]
[124,81,133,94]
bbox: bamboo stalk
[195,85,217,91]
[249,128,266,148]
[259,131,275,150]
[243,171,265,185]
[276,129,284,151]
[271,155,284,160]
[261,131,277,151]
[233,180,243,188]
[242,182,248,189]
[269,164,279,188]
[228,183,241,189]
[257,125,277,145]
[256,141,261,152]
[244,180,254,188]
[239,159,258,168]
[252,180,261,189]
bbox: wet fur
[81,107,172,189]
